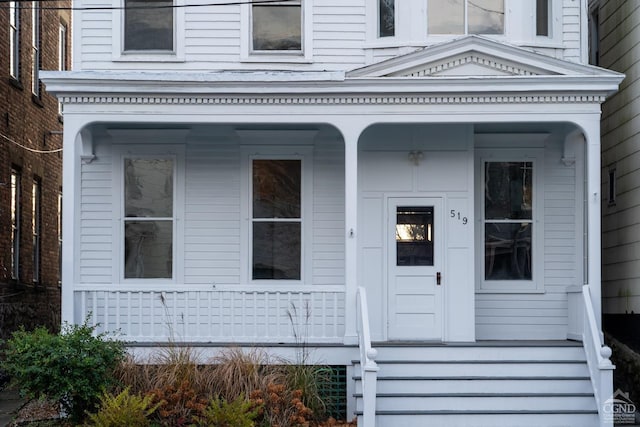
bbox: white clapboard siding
[75,288,345,343]
[79,154,113,284]
[476,140,577,340]
[600,1,640,313]
[75,0,578,71]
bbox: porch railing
[356,286,378,427]
[74,286,345,343]
[579,285,614,427]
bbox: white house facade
[42,1,624,426]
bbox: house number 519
[450,210,468,225]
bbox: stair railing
[356,286,378,427]
[581,285,615,427]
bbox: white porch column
[582,118,603,329]
[338,121,367,345]
[60,118,86,325]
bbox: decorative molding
[79,128,95,164]
[401,55,540,77]
[61,94,607,106]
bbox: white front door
[387,198,443,341]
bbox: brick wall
[0,1,70,339]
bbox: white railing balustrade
[74,286,345,343]
[580,285,615,427]
[356,286,378,427]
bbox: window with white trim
[477,150,544,293]
[10,1,20,80]
[32,178,41,282]
[251,1,302,52]
[124,0,173,51]
[31,1,40,97]
[11,168,21,280]
[428,0,504,35]
[123,157,174,279]
[251,159,302,280]
[57,190,62,283]
[379,0,395,37]
[536,0,550,36]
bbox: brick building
[0,1,70,339]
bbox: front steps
[353,342,599,427]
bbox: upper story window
[9,1,20,80]
[58,191,62,283]
[536,0,549,36]
[124,0,173,51]
[379,0,395,37]
[31,1,41,97]
[589,6,600,66]
[58,23,68,71]
[123,158,174,279]
[251,1,302,52]
[428,0,504,35]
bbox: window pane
[125,159,173,218]
[485,223,531,280]
[536,0,549,36]
[396,207,434,266]
[124,0,173,51]
[253,222,301,279]
[253,160,301,219]
[485,162,532,220]
[125,220,172,278]
[379,0,395,37]
[428,0,464,34]
[252,5,302,51]
[468,0,504,34]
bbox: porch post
[339,122,365,345]
[60,118,85,325]
[582,118,603,329]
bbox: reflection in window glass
[124,158,174,279]
[379,0,395,37]
[252,4,302,51]
[484,162,533,281]
[536,0,549,36]
[252,159,302,280]
[396,207,434,266]
[32,179,41,282]
[124,0,173,51]
[428,0,503,35]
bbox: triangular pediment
[348,35,615,78]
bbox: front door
[387,198,443,341]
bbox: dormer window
[251,1,302,52]
[124,0,173,51]
[428,0,504,35]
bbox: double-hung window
[123,158,175,279]
[428,0,504,35]
[251,1,302,52]
[478,153,543,293]
[123,0,174,51]
[32,179,41,282]
[10,1,20,80]
[31,1,40,97]
[251,159,302,280]
[11,169,21,280]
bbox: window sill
[8,77,23,91]
[32,94,44,108]
[241,53,312,64]
[476,285,544,294]
[113,52,185,63]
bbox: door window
[396,206,434,266]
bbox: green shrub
[2,320,125,423]
[193,395,260,427]
[87,387,160,427]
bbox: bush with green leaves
[87,387,160,427]
[194,395,260,427]
[1,320,125,422]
